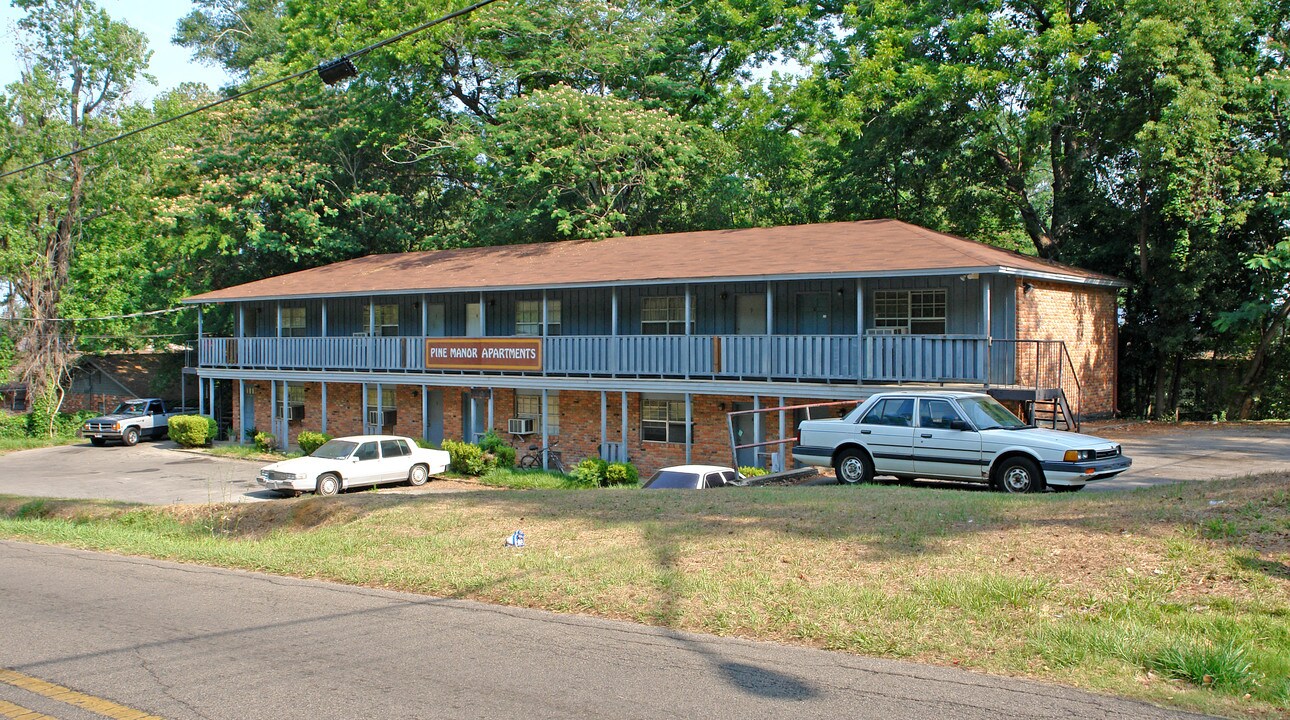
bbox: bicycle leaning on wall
[518,439,564,473]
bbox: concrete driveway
[0,441,266,504]
[1090,422,1290,491]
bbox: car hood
[984,426,1119,450]
[84,414,141,424]
[260,456,342,475]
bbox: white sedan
[258,435,450,496]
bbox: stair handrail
[1059,340,1082,430]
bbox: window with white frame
[515,300,562,336]
[366,386,397,428]
[281,307,306,337]
[515,391,559,434]
[641,296,690,335]
[641,397,688,443]
[872,289,947,334]
[286,384,305,422]
[366,303,399,336]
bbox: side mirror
[950,419,971,431]
[350,456,360,463]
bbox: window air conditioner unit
[866,328,906,336]
[368,409,397,426]
[288,405,305,422]
[508,417,535,435]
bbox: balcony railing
[198,334,995,384]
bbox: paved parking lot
[0,424,1286,504]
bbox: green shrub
[570,457,609,487]
[478,430,516,468]
[54,411,97,439]
[443,438,487,475]
[297,431,332,455]
[415,438,437,449]
[0,411,28,440]
[604,462,639,486]
[168,415,214,447]
[253,432,277,452]
[739,466,770,477]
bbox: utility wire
[0,306,187,322]
[0,0,503,181]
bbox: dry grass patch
[1,475,1287,717]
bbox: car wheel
[122,427,140,446]
[409,464,429,486]
[994,457,1045,494]
[1053,484,1085,493]
[90,437,106,447]
[834,449,874,485]
[316,473,340,496]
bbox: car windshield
[957,396,1027,430]
[310,440,358,460]
[643,470,700,489]
[110,401,148,416]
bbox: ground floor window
[366,385,397,428]
[515,391,559,434]
[641,397,688,443]
[286,383,305,422]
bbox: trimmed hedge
[297,431,332,455]
[168,415,217,447]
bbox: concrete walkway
[1089,422,1290,491]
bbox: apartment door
[732,402,759,467]
[736,294,767,335]
[426,303,446,337]
[461,392,489,442]
[796,292,831,334]
[424,389,444,445]
[466,303,482,337]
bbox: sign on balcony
[425,338,543,372]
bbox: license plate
[94,434,103,438]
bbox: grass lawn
[0,436,80,456]
[1,474,1287,718]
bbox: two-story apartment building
[184,220,1124,473]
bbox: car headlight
[1063,449,1095,462]
[295,473,308,481]
[259,470,270,479]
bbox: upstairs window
[515,300,562,336]
[873,289,946,335]
[281,307,306,337]
[366,303,399,336]
[641,296,690,335]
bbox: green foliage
[1147,640,1258,693]
[603,462,639,487]
[253,432,276,452]
[14,499,52,519]
[442,438,487,476]
[0,412,27,440]
[739,466,770,478]
[297,431,331,455]
[477,430,515,469]
[569,458,609,488]
[167,415,214,447]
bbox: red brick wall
[1015,280,1118,417]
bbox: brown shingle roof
[185,219,1124,303]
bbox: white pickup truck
[794,391,1131,493]
[81,398,191,447]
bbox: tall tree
[0,0,151,431]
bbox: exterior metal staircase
[984,339,1082,432]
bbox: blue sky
[0,0,235,101]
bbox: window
[281,307,306,337]
[642,397,688,443]
[515,300,562,336]
[641,296,690,335]
[516,391,559,434]
[380,439,411,458]
[354,442,379,461]
[366,303,399,336]
[861,398,914,427]
[872,289,947,334]
[286,384,305,422]
[366,386,397,428]
[919,399,965,430]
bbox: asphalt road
[0,541,1213,720]
[1092,423,1290,491]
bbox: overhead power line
[0,0,504,181]
[0,306,188,322]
